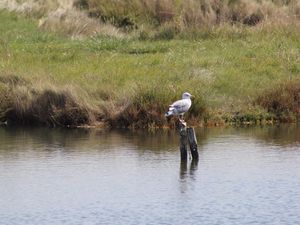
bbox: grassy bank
[1,10,300,128]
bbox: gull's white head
[182,92,193,99]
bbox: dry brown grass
[38,8,124,39]
[84,0,300,30]
[0,0,61,17]
[0,74,100,127]
[256,80,300,122]
[2,0,300,38]
[0,74,197,129]
[0,0,124,38]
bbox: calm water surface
[1,126,300,225]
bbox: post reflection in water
[179,159,199,193]
[180,159,199,181]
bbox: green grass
[1,10,300,128]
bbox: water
[1,126,300,225]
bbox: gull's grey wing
[170,99,191,115]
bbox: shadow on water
[194,124,300,148]
[243,125,300,147]
[0,126,188,160]
[1,124,300,156]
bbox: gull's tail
[164,111,173,117]
[165,106,174,117]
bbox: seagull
[165,92,193,123]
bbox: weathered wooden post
[179,120,199,161]
[179,121,188,161]
[187,127,199,160]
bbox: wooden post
[187,127,199,160]
[179,121,188,161]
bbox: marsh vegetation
[0,0,300,128]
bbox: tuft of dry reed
[0,0,124,38]
[0,74,99,127]
[256,80,300,122]
[38,8,124,39]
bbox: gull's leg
[179,115,186,126]
[179,114,185,122]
